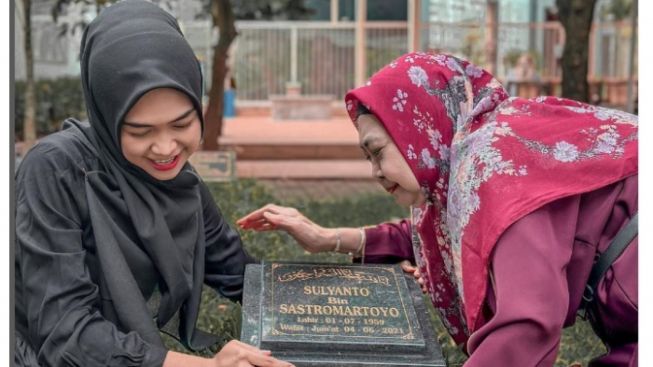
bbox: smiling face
[120,88,202,181]
[357,114,426,207]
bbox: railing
[231,21,409,101]
[230,21,565,101]
[17,16,636,106]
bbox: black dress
[15,122,255,366]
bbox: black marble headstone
[240,262,446,366]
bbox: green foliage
[461,30,485,67]
[233,0,315,20]
[600,0,633,21]
[14,77,86,140]
[170,179,606,365]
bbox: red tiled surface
[219,116,358,145]
[220,116,371,179]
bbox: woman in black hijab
[14,1,292,366]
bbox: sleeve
[464,195,581,367]
[362,219,415,264]
[199,182,257,303]
[15,146,168,367]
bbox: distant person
[506,52,540,97]
[239,52,638,366]
[511,52,540,81]
[14,1,293,366]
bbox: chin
[393,195,413,208]
[150,168,182,181]
[392,190,425,208]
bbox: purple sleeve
[362,219,415,264]
[464,195,581,366]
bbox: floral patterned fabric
[344,52,638,344]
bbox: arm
[16,149,167,367]
[236,204,414,262]
[200,182,257,303]
[361,219,414,263]
[464,195,580,366]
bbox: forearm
[163,351,212,367]
[320,227,366,255]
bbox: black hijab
[78,0,215,350]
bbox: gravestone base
[240,263,446,367]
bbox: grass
[164,179,606,366]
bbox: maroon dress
[362,176,637,366]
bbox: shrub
[15,77,87,140]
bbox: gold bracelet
[349,227,366,259]
[334,229,342,253]
[356,227,366,255]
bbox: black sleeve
[15,143,168,367]
[199,182,257,303]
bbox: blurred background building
[14,0,637,176]
[15,0,637,104]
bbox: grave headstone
[240,262,446,367]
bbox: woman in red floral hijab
[239,52,638,366]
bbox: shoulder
[16,122,99,194]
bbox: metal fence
[17,16,636,104]
[228,21,566,101]
[230,22,409,101]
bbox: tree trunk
[203,0,237,151]
[556,0,598,102]
[22,0,37,152]
[484,0,499,75]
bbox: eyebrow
[123,107,196,128]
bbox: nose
[371,160,383,180]
[151,135,178,157]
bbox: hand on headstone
[400,260,428,294]
[211,340,295,367]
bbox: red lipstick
[151,155,180,171]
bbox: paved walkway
[220,115,358,144]
[220,115,372,179]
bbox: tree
[556,0,598,102]
[484,0,499,75]
[201,0,236,150]
[18,0,37,152]
[600,0,633,21]
[202,0,313,150]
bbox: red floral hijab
[345,52,638,344]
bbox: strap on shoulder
[580,212,638,316]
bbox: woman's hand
[237,204,333,253]
[210,340,294,367]
[400,260,427,294]
[163,341,294,367]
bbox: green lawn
[165,179,605,366]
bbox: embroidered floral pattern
[514,124,636,162]
[411,105,433,133]
[553,141,579,162]
[408,66,429,87]
[407,144,417,160]
[465,63,484,79]
[392,89,408,112]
